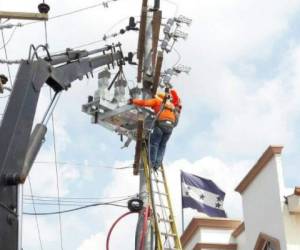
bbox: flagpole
[180,171,185,233]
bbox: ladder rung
[155,204,170,209]
[153,191,168,196]
[151,178,164,183]
[158,218,173,223]
[161,232,176,237]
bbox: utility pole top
[0,11,48,21]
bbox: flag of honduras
[181,171,227,218]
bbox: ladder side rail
[152,173,174,249]
[141,147,163,250]
[160,166,183,249]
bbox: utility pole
[136,0,160,249]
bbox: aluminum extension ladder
[141,146,182,250]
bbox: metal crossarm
[141,146,182,250]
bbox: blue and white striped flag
[181,171,227,218]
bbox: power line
[24,201,126,207]
[28,177,44,250]
[48,88,64,250]
[173,47,181,66]
[161,0,179,16]
[23,198,129,216]
[0,26,18,50]
[0,28,13,88]
[52,15,135,54]
[33,161,132,170]
[50,0,118,20]
[24,193,136,201]
[23,200,130,206]
[23,0,120,26]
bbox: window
[264,241,275,250]
[254,233,280,250]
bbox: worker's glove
[128,98,133,105]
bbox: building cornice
[235,145,283,194]
[294,187,300,196]
[181,217,241,248]
[193,243,237,250]
[231,222,245,238]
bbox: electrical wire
[23,201,133,207]
[23,201,126,207]
[106,210,138,250]
[161,0,179,16]
[33,161,132,170]
[23,0,120,26]
[23,194,138,208]
[24,193,136,201]
[0,28,13,88]
[51,15,135,54]
[138,206,150,250]
[1,19,10,24]
[173,46,181,66]
[0,26,17,50]
[28,177,44,250]
[48,89,64,250]
[24,197,130,216]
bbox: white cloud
[24,150,80,197]
[78,233,107,250]
[205,43,300,156]
[22,216,59,249]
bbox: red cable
[106,211,137,250]
[139,206,151,250]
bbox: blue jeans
[149,121,173,169]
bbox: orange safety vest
[132,97,176,122]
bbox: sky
[1,0,300,249]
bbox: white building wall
[242,155,287,250]
[283,205,300,250]
[184,228,201,250]
[234,231,246,250]
[200,228,233,244]
[183,228,235,250]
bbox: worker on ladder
[130,88,182,170]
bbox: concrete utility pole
[136,12,153,250]
[136,0,160,249]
